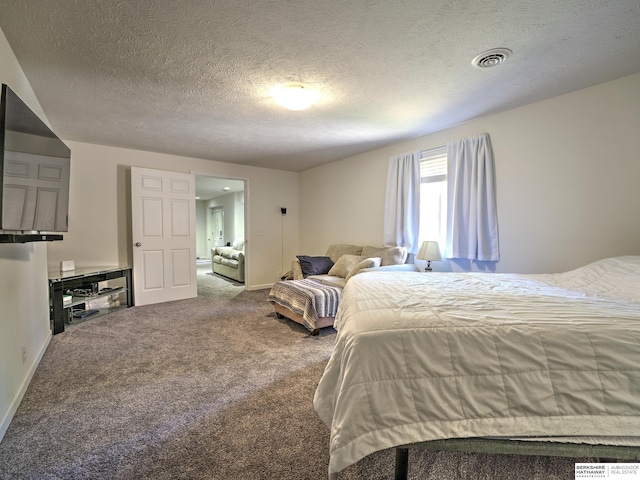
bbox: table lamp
[417,241,442,272]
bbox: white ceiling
[195,176,244,201]
[1,1,639,172]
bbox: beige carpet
[0,264,585,479]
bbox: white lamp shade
[271,83,319,110]
[417,241,442,261]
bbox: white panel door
[131,167,197,306]
[211,207,224,246]
[2,151,70,231]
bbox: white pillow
[345,257,382,282]
[232,239,245,251]
[328,254,366,278]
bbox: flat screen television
[0,84,71,243]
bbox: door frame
[193,172,249,289]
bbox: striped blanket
[268,279,342,332]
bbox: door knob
[135,242,142,247]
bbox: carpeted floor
[0,263,585,479]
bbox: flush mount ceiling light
[471,48,512,68]
[271,83,319,110]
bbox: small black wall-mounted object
[281,207,287,215]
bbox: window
[419,146,447,250]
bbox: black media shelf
[0,234,63,243]
[48,266,133,334]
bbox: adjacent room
[195,175,246,288]
[1,1,640,479]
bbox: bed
[313,256,640,478]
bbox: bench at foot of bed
[272,302,334,335]
[268,278,340,335]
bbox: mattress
[314,256,640,475]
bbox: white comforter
[314,256,640,475]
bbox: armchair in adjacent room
[211,239,245,283]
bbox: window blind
[420,151,447,183]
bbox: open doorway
[195,175,246,295]
[210,207,224,250]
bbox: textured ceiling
[1,0,639,172]
[195,176,244,201]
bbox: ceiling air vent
[471,48,512,68]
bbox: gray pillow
[296,255,334,278]
[328,254,366,278]
[361,245,407,265]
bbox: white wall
[300,73,640,274]
[206,191,245,247]
[0,29,52,441]
[46,142,299,289]
[234,191,245,242]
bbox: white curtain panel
[445,133,500,261]
[383,150,421,254]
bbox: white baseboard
[0,330,52,442]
